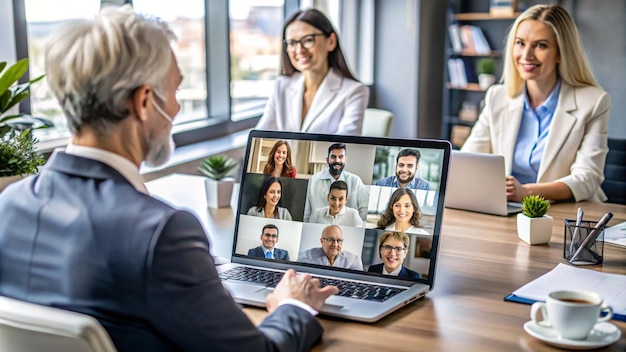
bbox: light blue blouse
[512,80,561,184]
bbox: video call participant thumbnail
[248,224,290,260]
[298,225,363,270]
[308,180,363,227]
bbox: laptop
[445,151,522,216]
[216,130,451,322]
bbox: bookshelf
[445,0,520,149]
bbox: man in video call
[375,148,430,190]
[248,224,290,260]
[303,143,368,222]
[0,6,338,352]
[309,180,363,227]
[298,225,363,270]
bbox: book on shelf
[490,0,518,16]
[447,58,467,88]
[459,101,479,122]
[448,24,463,53]
[450,125,472,147]
[458,25,491,55]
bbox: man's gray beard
[145,131,175,168]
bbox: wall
[566,0,626,138]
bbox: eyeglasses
[283,33,326,52]
[322,238,344,244]
[263,233,278,239]
[381,245,406,253]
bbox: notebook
[445,151,522,216]
[216,130,451,322]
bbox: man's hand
[266,269,339,313]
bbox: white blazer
[462,82,610,202]
[256,68,369,135]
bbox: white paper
[513,263,626,317]
[600,221,626,247]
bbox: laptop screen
[232,130,450,287]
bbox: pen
[569,212,613,263]
[569,207,584,255]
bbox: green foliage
[476,58,496,75]
[522,195,550,218]
[198,154,238,181]
[0,130,46,176]
[0,59,49,177]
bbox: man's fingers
[318,285,339,296]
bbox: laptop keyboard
[220,266,404,302]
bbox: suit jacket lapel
[301,68,341,132]
[501,94,524,175]
[538,83,577,179]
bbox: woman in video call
[247,177,293,220]
[368,231,420,279]
[377,188,428,235]
[461,4,610,202]
[255,8,369,135]
[263,140,296,178]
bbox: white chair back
[0,296,117,352]
[362,108,393,137]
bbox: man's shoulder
[374,176,394,186]
[340,250,360,260]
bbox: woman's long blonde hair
[502,4,599,97]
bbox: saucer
[524,320,621,350]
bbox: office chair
[0,296,117,352]
[601,138,626,205]
[362,108,393,137]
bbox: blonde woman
[462,4,610,202]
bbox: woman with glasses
[256,8,369,135]
[247,176,293,220]
[368,231,420,279]
[377,188,429,235]
[462,5,610,203]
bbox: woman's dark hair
[377,188,422,229]
[263,140,295,177]
[255,176,283,210]
[281,8,357,81]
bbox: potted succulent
[0,59,48,192]
[198,154,239,208]
[476,58,496,91]
[517,195,553,245]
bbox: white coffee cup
[531,290,613,340]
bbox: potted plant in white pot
[198,154,239,208]
[476,57,496,91]
[517,195,553,245]
[0,59,49,192]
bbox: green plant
[0,130,45,176]
[1,59,49,177]
[521,195,550,218]
[476,58,496,75]
[198,154,238,181]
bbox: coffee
[558,298,593,304]
[531,290,613,340]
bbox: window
[229,0,284,121]
[132,0,208,126]
[23,0,101,141]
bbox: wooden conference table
[146,174,626,351]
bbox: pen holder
[563,219,604,265]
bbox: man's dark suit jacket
[367,263,421,279]
[0,152,322,352]
[247,246,290,261]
